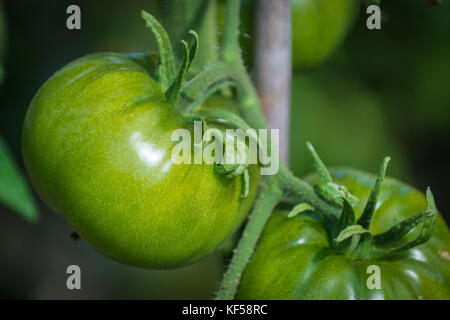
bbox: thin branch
[254,0,292,165]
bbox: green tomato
[237,168,450,299]
[236,0,359,70]
[22,52,260,269]
[291,0,359,69]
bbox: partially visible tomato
[22,52,259,269]
[291,0,359,69]
[237,168,450,299]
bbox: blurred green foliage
[289,73,411,180]
[0,1,37,222]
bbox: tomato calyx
[183,110,255,199]
[307,142,360,207]
[290,143,439,260]
[142,10,199,108]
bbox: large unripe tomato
[291,0,359,69]
[237,169,450,299]
[22,53,259,269]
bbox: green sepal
[307,142,359,207]
[181,63,236,110]
[181,79,235,113]
[332,199,355,239]
[372,188,437,250]
[357,157,390,229]
[288,203,315,218]
[166,31,199,107]
[306,142,333,184]
[186,30,198,72]
[183,110,252,199]
[214,160,250,199]
[187,108,253,132]
[141,10,177,91]
[166,40,190,106]
[331,199,356,253]
[314,182,359,207]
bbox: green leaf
[364,188,437,259]
[333,199,356,237]
[141,10,177,92]
[306,142,333,184]
[372,188,437,250]
[186,30,199,72]
[0,136,38,222]
[166,40,190,106]
[166,31,199,107]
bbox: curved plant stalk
[216,176,283,299]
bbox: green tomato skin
[237,169,450,300]
[291,0,359,69]
[22,53,259,269]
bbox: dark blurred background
[0,0,449,299]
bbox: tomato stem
[213,0,342,299]
[215,176,283,300]
[157,0,219,74]
[220,0,242,65]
